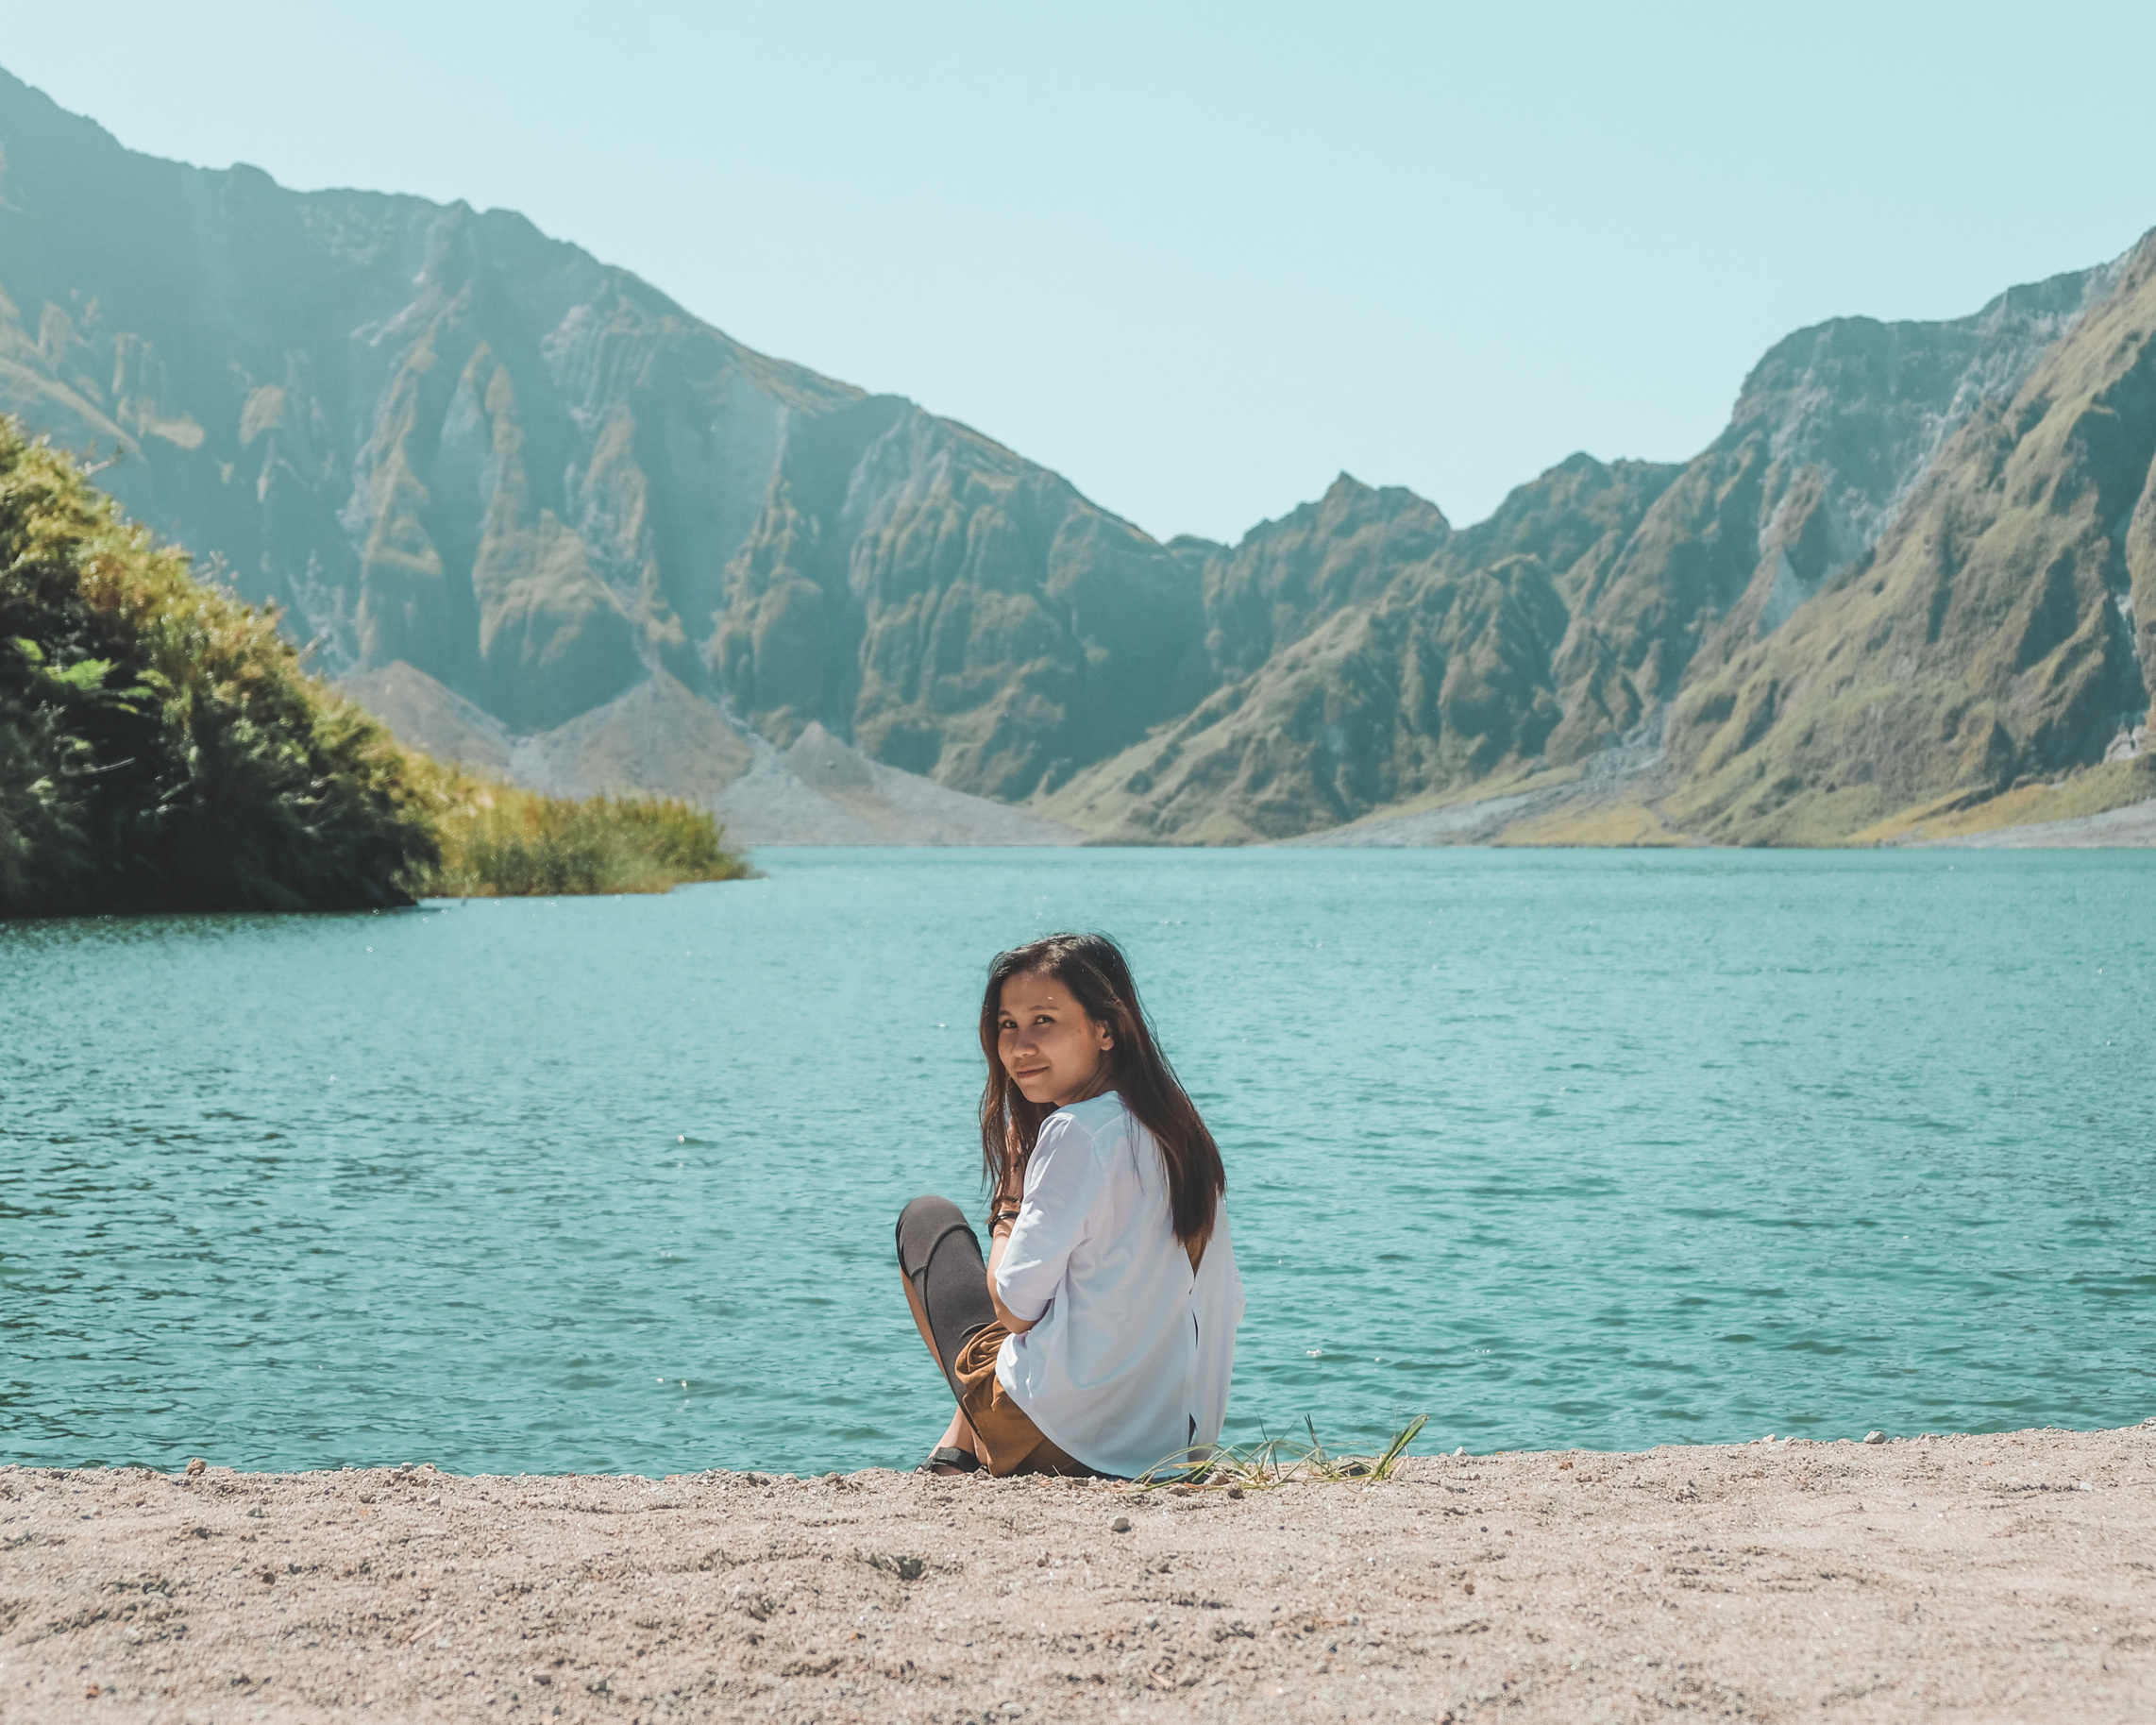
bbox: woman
[894,932,1244,1478]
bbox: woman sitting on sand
[896,933,1244,1479]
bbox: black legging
[896,1195,996,1404]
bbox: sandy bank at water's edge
[6,1423,2153,1724]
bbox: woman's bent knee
[896,1193,969,1271]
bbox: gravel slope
[1917,798,2156,848]
[5,1423,2153,1723]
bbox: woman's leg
[901,1277,978,1462]
[897,1197,1097,1476]
[896,1196,996,1461]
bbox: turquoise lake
[4,847,2152,1477]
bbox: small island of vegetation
[0,422,748,918]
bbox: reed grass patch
[413,761,750,898]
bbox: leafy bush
[0,421,434,915]
[1,424,749,916]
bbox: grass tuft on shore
[1142,1413,1429,1492]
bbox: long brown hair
[978,932,1224,1247]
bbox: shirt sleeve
[993,1113,1108,1324]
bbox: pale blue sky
[8,2,2153,542]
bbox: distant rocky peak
[1726,248,2137,533]
[1196,471,1451,684]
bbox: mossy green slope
[1039,460,1679,841]
[1664,233,2156,843]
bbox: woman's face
[998,970,1114,1108]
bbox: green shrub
[0,424,750,915]
[0,421,434,915]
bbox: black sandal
[918,1446,980,1475]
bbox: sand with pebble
[5,1422,2154,1723]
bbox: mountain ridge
[1031,246,2154,843]
[3,63,2151,846]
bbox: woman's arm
[985,1216,1037,1335]
[985,1122,1036,1333]
[987,1116,1105,1336]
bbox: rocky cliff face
[3,64,2150,845]
[1040,460,1680,840]
[0,68,1204,805]
[705,397,1207,800]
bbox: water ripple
[3,847,2152,1472]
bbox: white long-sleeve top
[992,1091,1244,1480]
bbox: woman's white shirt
[992,1092,1243,1480]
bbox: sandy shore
[6,1423,2153,1723]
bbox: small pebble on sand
[1864,1430,1887,1445]
[1110,1515,1131,1532]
